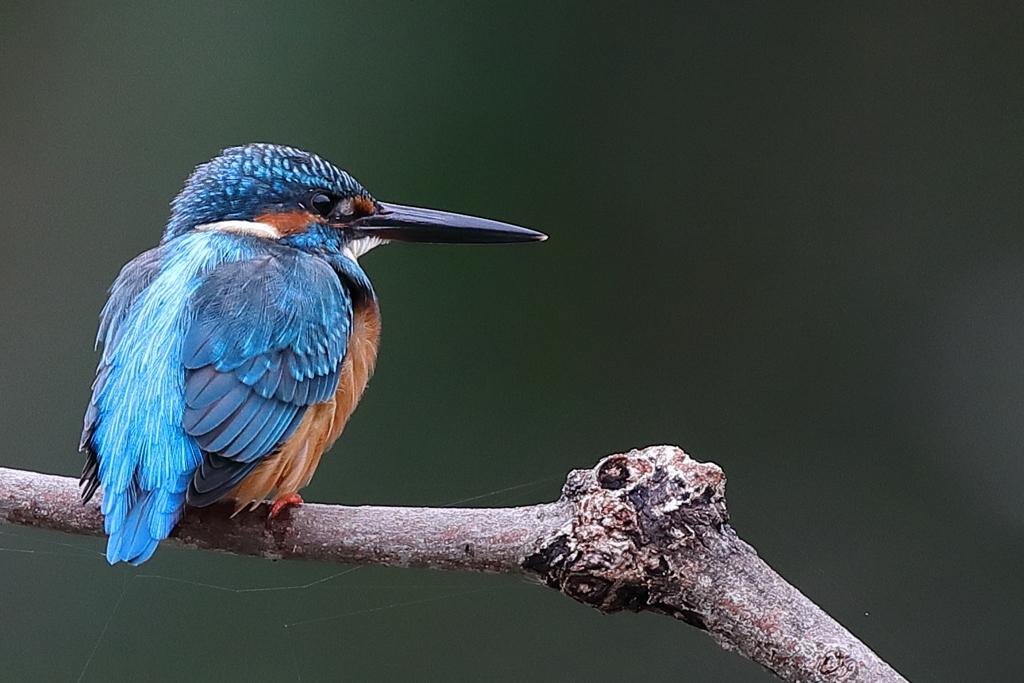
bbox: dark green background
[1,1,1021,680]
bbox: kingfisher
[80,143,545,565]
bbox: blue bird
[80,143,545,564]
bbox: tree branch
[0,446,906,683]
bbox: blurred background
[1,1,1021,680]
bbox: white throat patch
[343,236,387,263]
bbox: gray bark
[0,445,907,683]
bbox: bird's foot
[268,493,304,519]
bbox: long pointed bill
[352,202,547,244]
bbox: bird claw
[268,493,304,519]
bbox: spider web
[0,474,564,683]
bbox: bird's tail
[105,488,184,565]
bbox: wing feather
[181,249,351,507]
[200,394,268,453]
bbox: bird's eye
[308,192,336,217]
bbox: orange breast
[229,299,381,510]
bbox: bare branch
[0,446,906,683]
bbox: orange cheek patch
[255,209,323,236]
[352,195,376,216]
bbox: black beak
[351,202,547,244]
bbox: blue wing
[182,250,351,506]
[82,233,350,565]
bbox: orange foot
[268,493,304,519]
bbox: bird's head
[164,143,545,259]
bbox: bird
[80,143,546,565]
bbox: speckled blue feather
[164,144,367,241]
